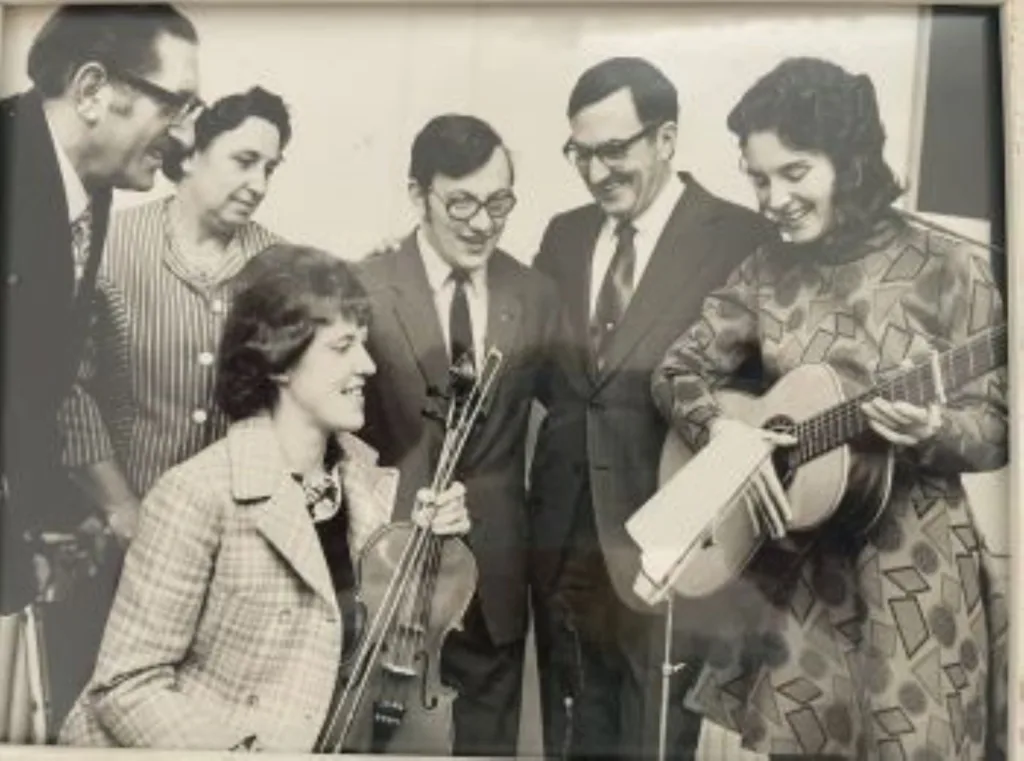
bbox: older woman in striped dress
[59,86,290,547]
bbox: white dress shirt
[44,108,92,288]
[416,228,489,364]
[43,108,90,225]
[588,173,686,317]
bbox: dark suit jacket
[1,91,113,613]
[529,172,776,612]
[355,234,559,646]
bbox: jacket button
[325,611,337,623]
[246,694,259,708]
[6,273,19,286]
[279,608,292,621]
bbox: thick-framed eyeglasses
[432,189,517,222]
[111,68,205,124]
[562,122,661,169]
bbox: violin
[313,348,504,755]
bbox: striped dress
[59,196,281,497]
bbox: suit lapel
[595,177,719,384]
[253,484,338,609]
[15,91,74,302]
[455,254,524,467]
[485,257,522,362]
[565,210,605,388]
[387,236,452,400]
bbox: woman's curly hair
[215,244,370,421]
[162,86,291,182]
[727,57,904,237]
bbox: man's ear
[408,179,428,218]
[656,121,678,162]
[69,62,114,124]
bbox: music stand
[634,567,690,761]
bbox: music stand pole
[657,593,688,761]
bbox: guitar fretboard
[793,324,1007,466]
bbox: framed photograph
[0,0,1019,760]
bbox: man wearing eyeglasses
[528,57,776,760]
[0,2,200,729]
[354,114,559,757]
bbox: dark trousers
[42,539,124,738]
[441,593,526,757]
[533,487,702,761]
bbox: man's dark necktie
[591,221,636,354]
[449,268,474,367]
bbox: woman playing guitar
[652,58,1007,761]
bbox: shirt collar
[614,172,685,238]
[416,226,487,294]
[42,107,90,223]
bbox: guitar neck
[793,325,1007,466]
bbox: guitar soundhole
[763,414,798,488]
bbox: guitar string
[791,325,1005,464]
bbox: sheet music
[626,426,773,600]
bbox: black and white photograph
[0,2,1018,760]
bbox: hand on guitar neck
[860,397,943,448]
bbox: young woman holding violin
[57,243,470,751]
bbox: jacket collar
[225,414,388,503]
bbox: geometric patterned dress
[652,214,1009,760]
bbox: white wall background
[2,4,925,264]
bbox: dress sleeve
[905,235,1008,473]
[652,251,763,451]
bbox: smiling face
[412,145,514,273]
[567,87,675,222]
[275,315,376,436]
[742,129,838,244]
[183,115,282,233]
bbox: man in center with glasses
[354,113,559,757]
[528,57,775,760]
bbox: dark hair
[408,113,513,190]
[727,57,904,236]
[567,56,678,125]
[162,86,292,182]
[27,4,197,99]
[215,244,371,421]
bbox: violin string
[329,415,462,747]
[319,519,433,750]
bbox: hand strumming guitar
[708,416,797,448]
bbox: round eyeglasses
[432,190,518,222]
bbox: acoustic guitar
[656,324,1007,599]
